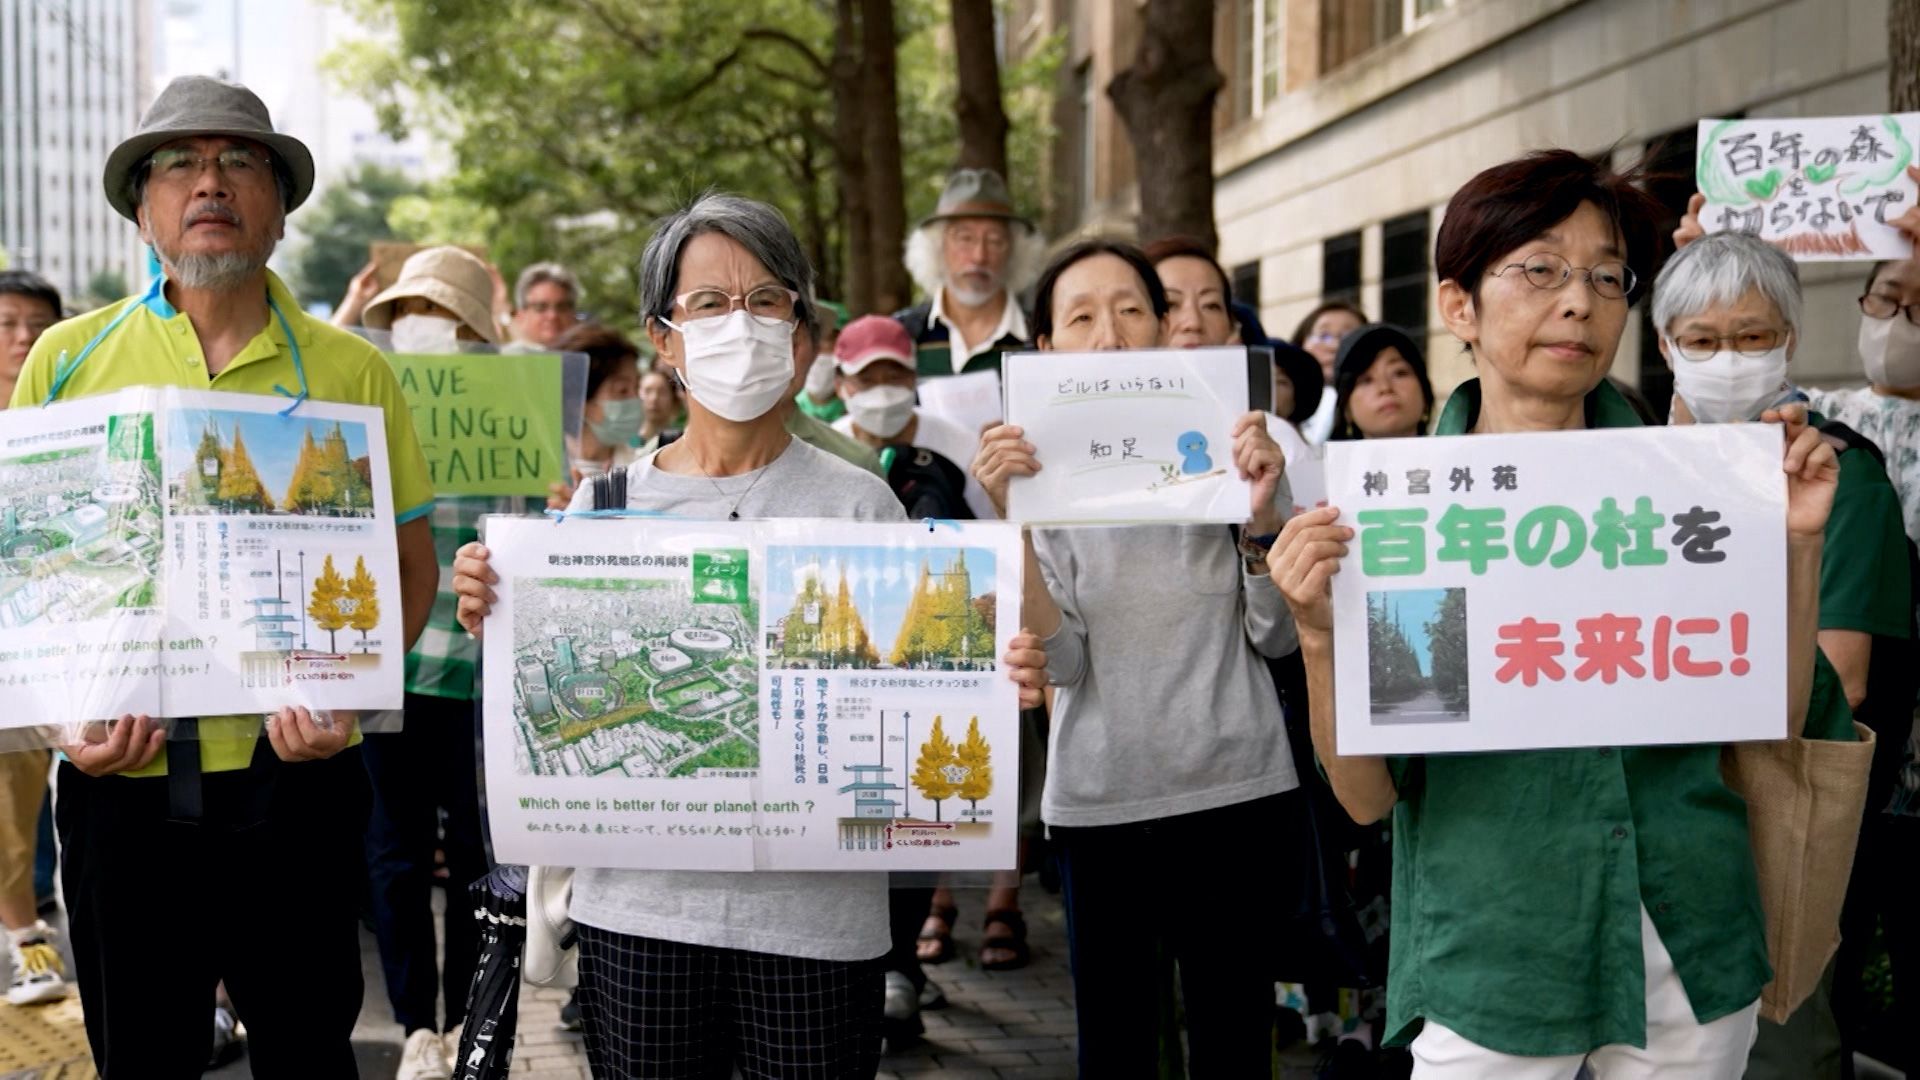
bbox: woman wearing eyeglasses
[1273,150,1852,1079]
[450,192,1048,1078]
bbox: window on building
[1231,260,1261,312]
[1074,61,1094,218]
[1380,210,1430,336]
[1405,0,1454,29]
[1322,0,1452,72]
[1323,231,1362,307]
[1230,0,1286,124]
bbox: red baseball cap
[835,314,916,375]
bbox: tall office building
[0,0,152,305]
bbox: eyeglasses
[1668,328,1789,362]
[1859,294,1920,326]
[146,146,271,186]
[522,300,575,316]
[673,286,799,324]
[946,227,1010,255]
[1491,253,1636,301]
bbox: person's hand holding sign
[1268,506,1349,640]
[1766,402,1839,538]
[60,714,165,777]
[1233,411,1286,536]
[972,423,1040,520]
[452,541,499,639]
[1002,629,1049,710]
[267,707,356,763]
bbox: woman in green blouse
[1269,149,1849,1079]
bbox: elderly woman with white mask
[449,193,1048,1078]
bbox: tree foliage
[287,162,422,309]
[324,0,1058,322]
[347,555,381,648]
[214,426,273,512]
[1366,593,1424,704]
[911,714,957,820]
[1425,589,1469,711]
[309,555,349,652]
[284,424,375,516]
[955,714,991,810]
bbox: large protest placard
[1697,113,1920,260]
[0,388,404,739]
[382,349,583,497]
[1002,346,1259,524]
[480,516,1022,871]
[1325,425,1787,755]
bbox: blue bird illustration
[1176,431,1212,475]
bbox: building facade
[0,0,151,305]
[1015,0,1892,407]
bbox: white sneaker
[6,922,71,1006]
[398,1028,451,1080]
[882,970,918,1023]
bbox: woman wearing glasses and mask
[451,192,1051,1078]
[1274,150,1853,1078]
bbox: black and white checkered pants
[575,923,884,1079]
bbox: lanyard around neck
[42,276,309,416]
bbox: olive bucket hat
[102,75,315,223]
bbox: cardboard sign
[1696,114,1920,260]
[481,516,1023,871]
[1326,425,1787,755]
[1002,346,1258,524]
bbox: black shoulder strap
[1816,418,1887,469]
[895,303,931,342]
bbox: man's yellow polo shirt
[9,269,434,776]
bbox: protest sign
[1002,346,1257,524]
[916,368,1001,435]
[1267,414,1327,519]
[1696,113,1920,260]
[481,516,1022,872]
[0,388,404,738]
[387,351,574,497]
[1326,425,1786,756]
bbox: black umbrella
[454,863,529,1080]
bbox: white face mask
[660,310,796,422]
[588,397,645,446]
[846,384,917,439]
[390,313,462,353]
[1667,337,1791,424]
[1858,314,1920,389]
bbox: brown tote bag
[1721,722,1875,1023]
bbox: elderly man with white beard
[9,75,439,1078]
[895,168,1045,380]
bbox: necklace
[698,461,767,520]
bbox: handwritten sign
[1697,113,1920,260]
[1002,347,1255,524]
[1326,425,1786,755]
[389,353,565,496]
[917,368,1002,435]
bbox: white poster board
[1326,425,1786,755]
[916,369,1002,436]
[1696,113,1920,260]
[0,387,404,737]
[481,516,1023,871]
[1268,414,1327,518]
[1002,346,1254,524]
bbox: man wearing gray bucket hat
[10,75,440,1078]
[897,168,1045,383]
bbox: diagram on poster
[482,516,1022,872]
[0,387,404,738]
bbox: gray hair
[903,219,1047,300]
[515,261,580,308]
[1651,231,1802,337]
[639,192,814,328]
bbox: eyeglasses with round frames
[1491,253,1636,301]
[1859,293,1920,326]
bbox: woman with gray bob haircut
[451,192,1047,1078]
[1652,231,1803,424]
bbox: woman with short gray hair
[1651,231,1802,424]
[452,192,1047,1078]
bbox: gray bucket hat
[918,168,1034,232]
[102,75,315,223]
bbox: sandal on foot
[979,908,1030,971]
[917,903,959,965]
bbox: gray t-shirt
[1036,524,1300,827]
[564,437,906,960]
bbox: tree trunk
[1894,0,1920,111]
[859,0,910,314]
[1108,0,1225,251]
[832,0,873,314]
[950,0,1009,176]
